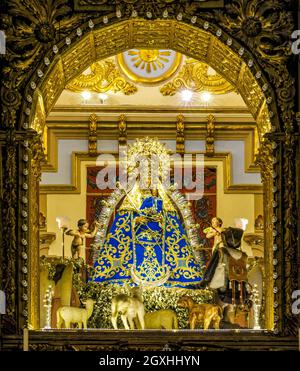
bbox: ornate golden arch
[28,20,272,143]
[25,19,275,331]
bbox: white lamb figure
[57,299,95,329]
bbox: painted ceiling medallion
[117,49,182,84]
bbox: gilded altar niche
[0,0,299,350]
[28,19,275,333]
[38,123,265,331]
[27,48,274,336]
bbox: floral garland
[167,185,202,254]
[40,256,92,283]
[93,187,126,258]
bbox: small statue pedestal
[40,232,56,256]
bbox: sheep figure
[144,309,178,329]
[57,298,95,329]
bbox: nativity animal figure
[111,285,145,330]
[143,309,178,329]
[177,296,222,330]
[56,298,95,329]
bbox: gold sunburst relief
[160,58,236,96]
[128,50,172,73]
[117,49,182,84]
[66,60,137,95]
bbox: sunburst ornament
[117,49,182,84]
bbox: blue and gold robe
[90,188,204,288]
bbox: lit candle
[234,217,249,231]
[56,216,70,230]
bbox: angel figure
[66,219,99,259]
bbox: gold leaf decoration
[66,60,137,95]
[215,0,293,65]
[128,50,172,74]
[6,0,84,71]
[117,49,182,84]
[160,58,235,96]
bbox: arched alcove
[2,0,299,347]
[23,19,276,332]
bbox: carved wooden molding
[176,114,185,155]
[88,114,98,155]
[205,114,215,156]
[118,114,127,149]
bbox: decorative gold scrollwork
[161,59,235,96]
[66,60,137,95]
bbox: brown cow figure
[178,296,223,330]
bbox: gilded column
[1,130,18,333]
[28,135,44,329]
[205,114,215,156]
[176,114,185,155]
[255,139,274,330]
[118,114,127,150]
[282,133,299,336]
[88,114,98,156]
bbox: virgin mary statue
[90,138,204,288]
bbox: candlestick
[56,216,70,259]
[252,284,261,330]
[43,285,54,330]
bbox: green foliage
[77,282,214,329]
[40,256,92,282]
[40,257,214,329]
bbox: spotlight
[234,218,249,231]
[201,91,212,103]
[181,89,193,102]
[98,93,108,104]
[81,91,91,102]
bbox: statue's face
[80,223,89,232]
[151,189,158,197]
[211,218,220,228]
